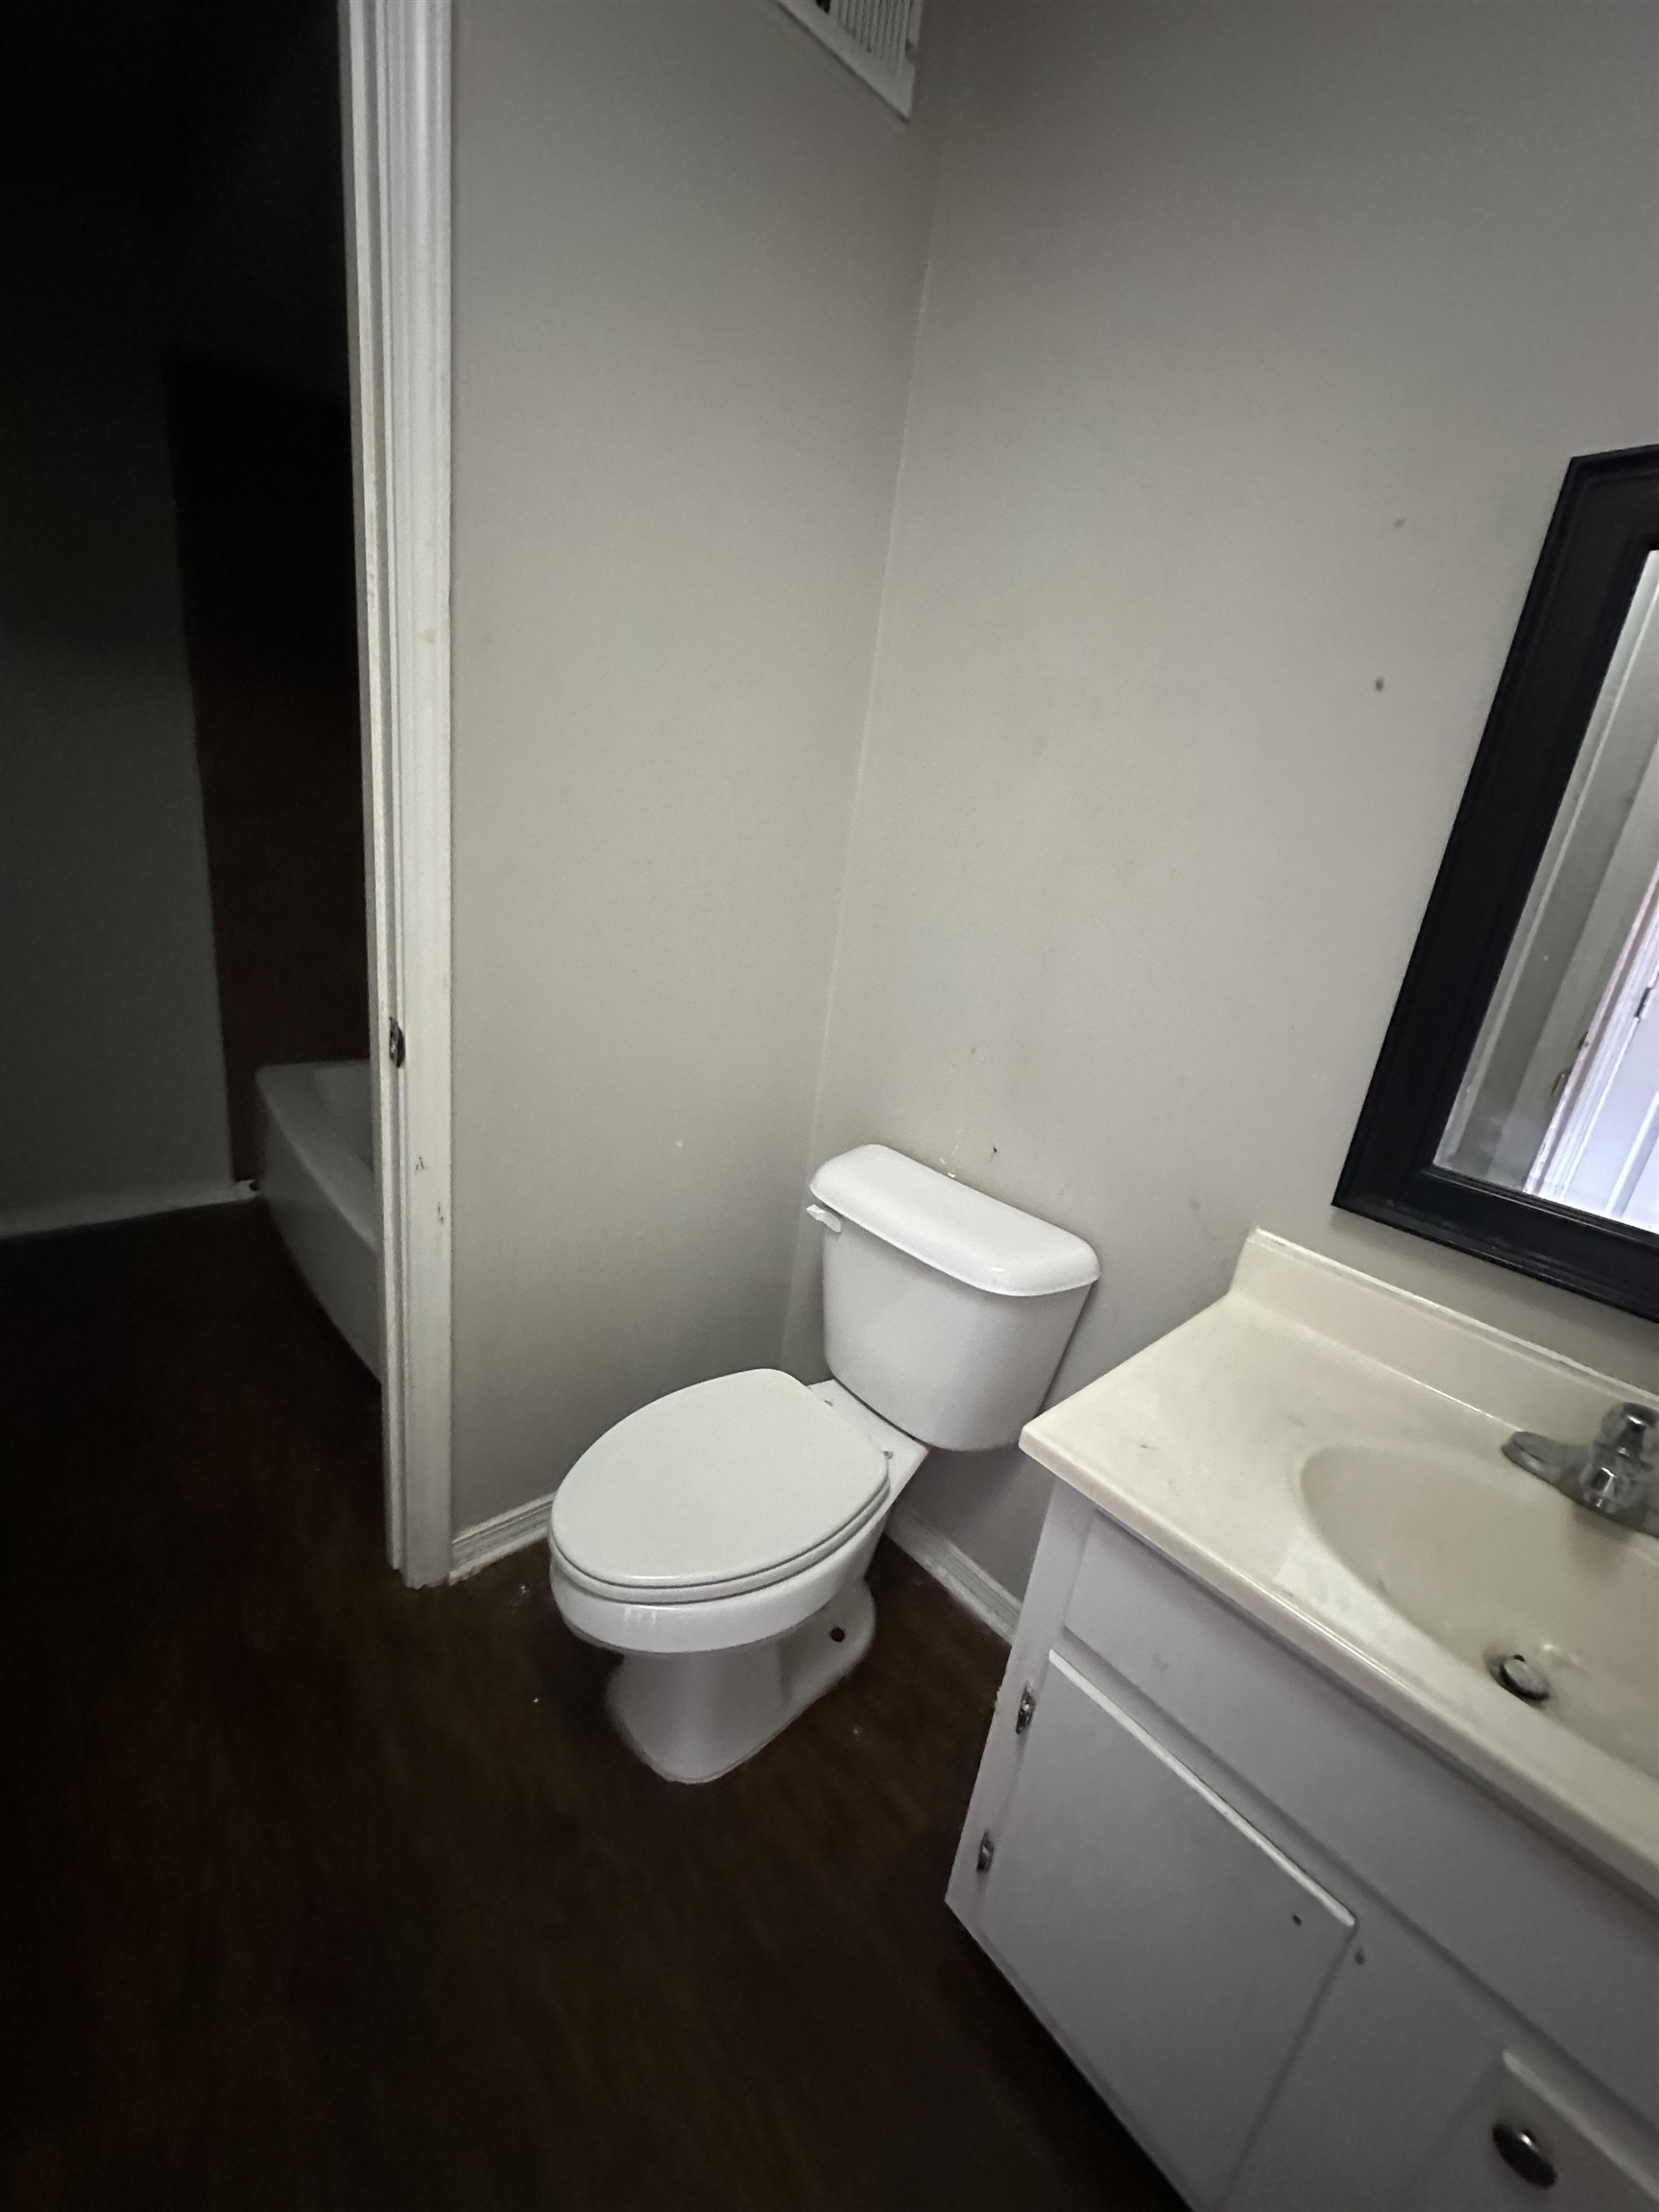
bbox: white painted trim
[0,1180,257,1243]
[448,1492,556,1583]
[887,1503,1019,1642]
[342,0,454,1587]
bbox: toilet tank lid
[809,1145,1100,1298]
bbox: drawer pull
[1492,2120,1557,2189]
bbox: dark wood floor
[0,1205,1185,2211]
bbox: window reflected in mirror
[1436,552,1659,1229]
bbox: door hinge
[975,1829,996,1873]
[388,1018,406,1069]
[1014,1682,1037,1735]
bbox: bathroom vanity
[950,1234,1659,2211]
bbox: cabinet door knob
[1492,2120,1557,2188]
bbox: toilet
[547,1144,1099,1783]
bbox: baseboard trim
[886,1503,1019,1643]
[0,1178,257,1243]
[449,1491,555,1582]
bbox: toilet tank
[807,1145,1099,1452]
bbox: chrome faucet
[1503,1402,1659,1534]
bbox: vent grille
[774,0,923,118]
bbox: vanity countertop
[1021,1232,1659,1901]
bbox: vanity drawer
[1402,2051,1659,2210]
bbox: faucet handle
[1596,1402,1659,1464]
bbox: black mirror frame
[1336,445,1659,1323]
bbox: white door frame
[341,0,454,1586]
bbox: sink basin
[1302,1442,1659,1781]
[1021,1230,1659,1891]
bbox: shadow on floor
[0,1203,1186,2211]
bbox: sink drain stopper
[1487,1650,1552,1705]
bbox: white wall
[784,2,1659,1598]
[450,2,945,1527]
[0,177,231,1223]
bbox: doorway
[0,0,453,1586]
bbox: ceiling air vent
[774,0,923,118]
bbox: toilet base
[606,1577,878,1784]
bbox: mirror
[1338,447,1659,1319]
[1437,552,1658,1227]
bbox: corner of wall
[779,20,959,1381]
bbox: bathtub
[255,1060,381,1377]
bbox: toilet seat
[549,1369,890,1604]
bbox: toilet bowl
[552,1373,926,1781]
[548,1145,1098,1783]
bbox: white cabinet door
[1403,2051,1659,2211]
[978,1653,1354,2209]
